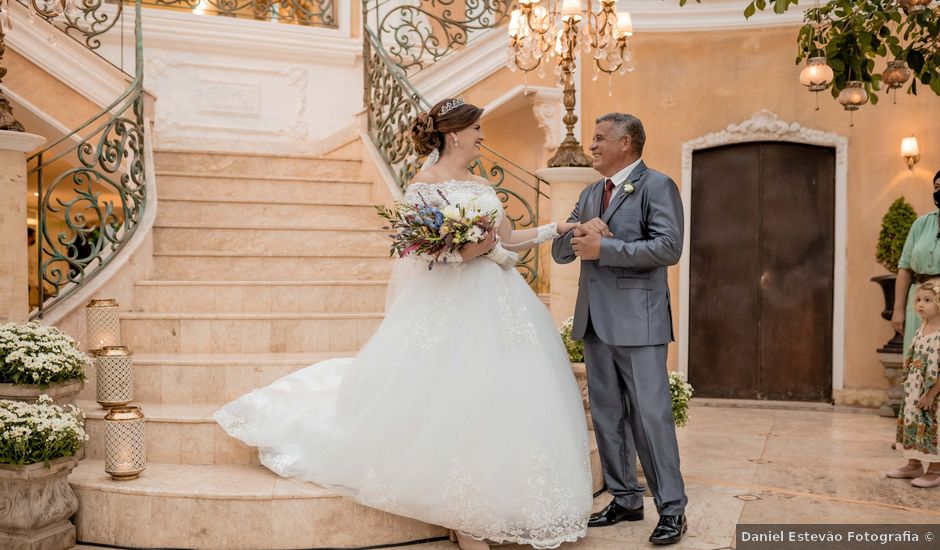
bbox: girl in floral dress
[887,281,940,487]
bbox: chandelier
[507,0,635,167]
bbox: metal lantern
[85,299,120,353]
[898,0,931,15]
[104,406,146,480]
[883,60,912,89]
[838,81,869,111]
[95,346,133,409]
[799,57,834,92]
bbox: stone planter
[0,456,79,550]
[877,352,904,418]
[0,380,85,406]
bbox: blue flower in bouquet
[415,207,444,230]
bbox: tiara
[439,97,465,116]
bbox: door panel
[689,142,834,401]
[688,144,762,399]
[759,143,834,401]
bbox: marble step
[120,312,384,354]
[153,225,391,255]
[156,172,375,203]
[156,197,382,227]
[69,460,446,549]
[152,252,395,281]
[153,150,363,179]
[79,398,602,476]
[80,401,256,466]
[132,280,388,313]
[78,352,352,405]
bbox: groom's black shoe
[587,502,643,527]
[649,514,687,545]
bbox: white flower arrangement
[621,182,636,196]
[669,371,694,428]
[0,395,88,465]
[559,316,584,363]
[0,322,90,386]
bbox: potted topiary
[872,197,918,353]
[0,322,90,405]
[0,395,88,549]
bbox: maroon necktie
[601,178,615,213]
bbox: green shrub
[876,197,917,274]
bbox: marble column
[536,166,601,326]
[0,130,46,323]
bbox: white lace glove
[501,223,561,252]
[484,243,519,270]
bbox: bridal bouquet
[376,201,498,262]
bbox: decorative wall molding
[625,0,805,31]
[678,110,848,392]
[134,7,360,66]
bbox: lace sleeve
[498,218,561,253]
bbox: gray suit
[552,160,687,516]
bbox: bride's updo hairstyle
[410,98,484,156]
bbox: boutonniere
[620,182,636,197]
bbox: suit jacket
[551,161,684,347]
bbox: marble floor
[74,403,938,550]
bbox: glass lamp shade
[561,0,582,21]
[616,12,633,37]
[838,81,869,111]
[799,57,834,92]
[883,60,912,89]
[901,136,920,158]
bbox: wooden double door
[688,142,835,402]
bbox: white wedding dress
[214,180,592,548]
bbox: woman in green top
[894,170,940,356]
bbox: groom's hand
[571,232,602,260]
[575,217,613,238]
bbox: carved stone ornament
[0,456,79,550]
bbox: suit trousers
[583,321,687,516]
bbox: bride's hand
[557,222,581,235]
[460,229,498,261]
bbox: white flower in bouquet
[465,225,485,243]
[443,205,461,220]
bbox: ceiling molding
[624,0,805,31]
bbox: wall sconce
[901,136,920,171]
[104,406,146,480]
[95,346,134,409]
[85,299,120,353]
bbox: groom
[551,113,688,545]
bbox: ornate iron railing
[362,12,548,288]
[138,0,336,28]
[27,0,147,319]
[16,0,131,74]
[365,0,511,74]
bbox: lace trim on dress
[497,276,538,347]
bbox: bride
[214,98,593,550]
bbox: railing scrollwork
[27,0,146,319]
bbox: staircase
[68,143,447,549]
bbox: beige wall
[465,25,940,399]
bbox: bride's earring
[452,134,459,146]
